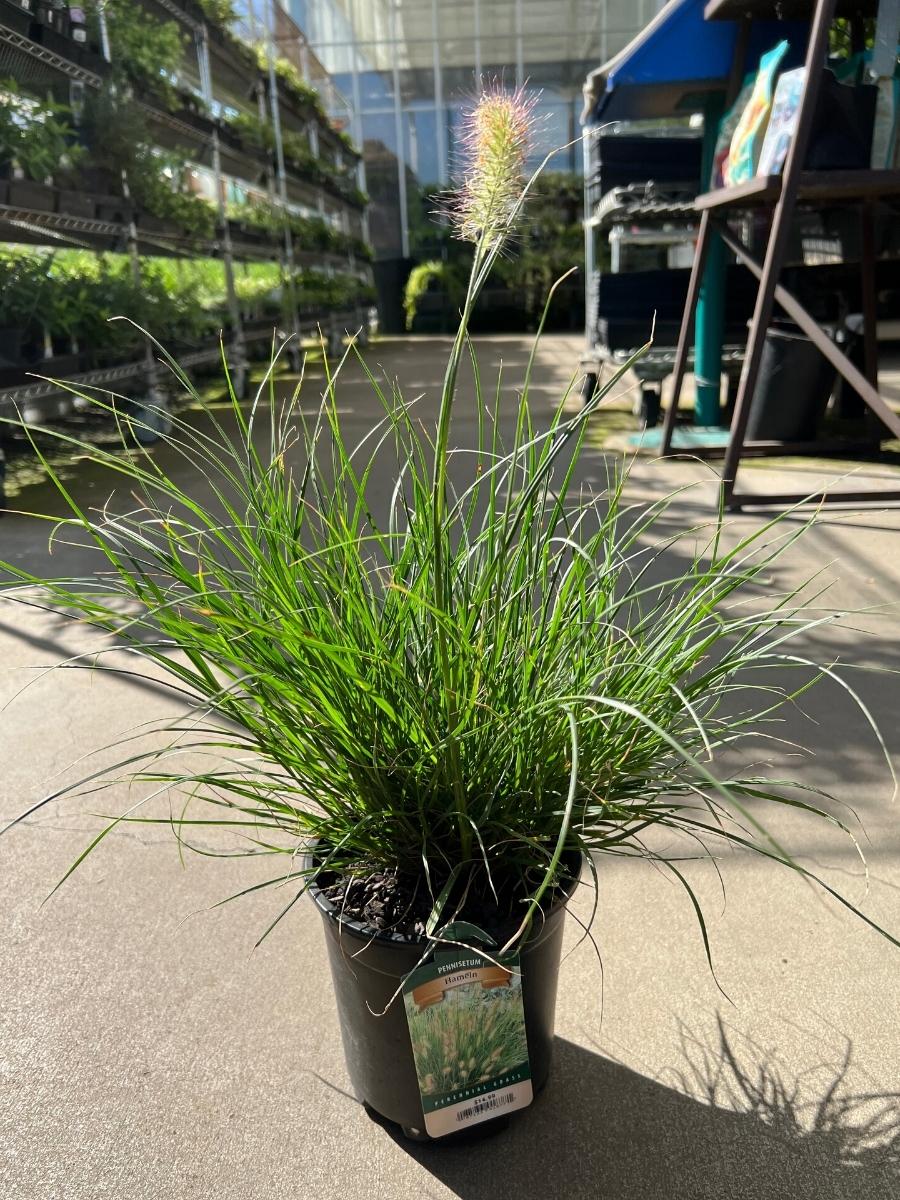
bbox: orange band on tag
[411,966,511,1009]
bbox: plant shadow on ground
[383,1020,900,1200]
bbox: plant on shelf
[258,48,326,122]
[4,87,896,1146]
[349,235,373,261]
[90,0,187,113]
[335,127,359,157]
[0,83,83,183]
[0,249,237,362]
[291,212,340,251]
[279,127,321,177]
[79,83,140,191]
[220,111,343,192]
[228,198,293,241]
[79,57,213,242]
[127,148,216,239]
[194,0,239,27]
[0,250,130,361]
[225,199,370,263]
[0,251,55,363]
[293,269,373,311]
[344,182,369,209]
[221,106,363,200]
[221,109,268,152]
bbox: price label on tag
[402,950,533,1138]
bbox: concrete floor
[2,334,900,1199]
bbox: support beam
[660,209,713,453]
[715,222,900,441]
[720,0,838,507]
[694,93,726,427]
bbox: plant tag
[402,950,532,1137]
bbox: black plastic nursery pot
[0,327,24,368]
[57,189,98,220]
[746,322,836,443]
[7,179,55,212]
[307,851,581,1142]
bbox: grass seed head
[453,83,536,250]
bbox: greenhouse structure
[0,0,374,461]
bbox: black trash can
[747,323,836,442]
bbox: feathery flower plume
[453,83,537,251]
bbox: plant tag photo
[402,950,533,1137]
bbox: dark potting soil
[317,858,578,941]
[319,867,431,937]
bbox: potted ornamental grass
[2,87,896,1141]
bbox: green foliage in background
[407,172,583,327]
[256,48,325,121]
[194,0,239,26]
[493,171,584,317]
[403,260,466,329]
[80,89,214,239]
[226,198,370,259]
[0,83,83,182]
[0,251,56,329]
[0,248,373,356]
[95,0,187,112]
[336,127,358,157]
[219,109,358,198]
[131,148,217,239]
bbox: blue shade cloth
[582,0,808,125]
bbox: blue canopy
[582,0,807,124]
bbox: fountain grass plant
[1,86,897,966]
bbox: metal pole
[514,0,524,88]
[661,210,713,454]
[693,93,726,427]
[198,22,247,397]
[431,0,447,186]
[720,0,838,507]
[391,0,409,259]
[860,201,878,388]
[582,124,595,355]
[692,21,747,430]
[96,0,111,61]
[347,37,369,244]
[100,0,163,415]
[264,0,303,369]
[473,0,482,80]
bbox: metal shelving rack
[660,0,900,509]
[580,126,724,427]
[0,0,373,442]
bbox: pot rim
[305,840,584,948]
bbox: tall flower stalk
[431,86,538,863]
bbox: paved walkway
[2,335,899,1199]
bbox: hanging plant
[403,259,466,330]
